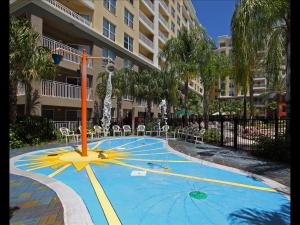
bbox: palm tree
[133,69,163,123]
[231,0,290,142]
[160,27,199,123]
[9,17,56,122]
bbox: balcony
[253,83,266,89]
[159,0,169,14]
[43,36,92,68]
[41,80,93,101]
[139,11,154,30]
[139,53,153,64]
[44,0,92,27]
[78,0,94,10]
[139,33,154,50]
[141,0,154,12]
[159,31,168,43]
[159,14,169,30]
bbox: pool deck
[10,137,290,224]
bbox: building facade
[10,0,203,127]
[214,35,268,116]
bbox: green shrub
[203,128,221,143]
[252,135,290,162]
[9,127,24,149]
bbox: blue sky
[191,0,238,46]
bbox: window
[103,0,116,14]
[124,58,133,69]
[177,2,180,12]
[124,33,133,52]
[171,7,175,17]
[111,108,116,118]
[103,18,116,41]
[171,22,175,32]
[102,48,116,65]
[128,0,133,4]
[124,8,134,28]
[177,16,180,25]
[229,91,234,96]
[220,42,226,47]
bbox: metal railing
[139,53,153,64]
[43,36,92,68]
[159,0,169,13]
[139,33,154,49]
[159,31,168,43]
[139,11,154,30]
[44,0,92,27]
[159,14,169,29]
[52,120,93,131]
[41,80,93,100]
[17,81,26,96]
[142,0,154,11]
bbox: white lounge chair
[79,126,95,139]
[59,127,80,143]
[136,125,145,136]
[94,125,105,138]
[112,125,122,136]
[123,125,132,136]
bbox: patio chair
[123,125,132,136]
[194,129,206,144]
[146,125,159,136]
[112,125,122,136]
[136,125,146,136]
[79,126,95,139]
[94,125,105,138]
[59,127,80,144]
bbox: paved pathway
[168,139,290,187]
[10,174,64,225]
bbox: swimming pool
[12,137,290,225]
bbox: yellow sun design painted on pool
[27,148,131,172]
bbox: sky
[191,0,238,46]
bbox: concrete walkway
[168,139,290,187]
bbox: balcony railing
[17,81,26,96]
[159,0,169,13]
[52,120,93,130]
[41,80,93,100]
[159,14,169,29]
[159,31,168,43]
[253,84,266,88]
[43,36,92,68]
[139,11,154,30]
[44,0,92,27]
[139,33,154,49]
[139,53,153,64]
[142,0,154,11]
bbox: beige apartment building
[10,0,202,127]
[214,35,268,116]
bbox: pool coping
[10,136,290,225]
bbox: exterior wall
[11,0,202,120]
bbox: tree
[231,0,290,142]
[133,69,163,123]
[160,27,199,122]
[9,17,57,121]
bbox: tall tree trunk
[9,79,18,123]
[25,81,32,115]
[203,87,209,130]
[146,100,152,124]
[184,78,189,126]
[116,96,122,124]
[249,76,254,118]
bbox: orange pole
[81,49,88,156]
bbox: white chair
[194,129,206,144]
[123,125,132,136]
[79,126,95,139]
[136,125,145,136]
[59,127,80,143]
[112,125,122,136]
[94,125,105,138]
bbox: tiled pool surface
[11,137,290,225]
